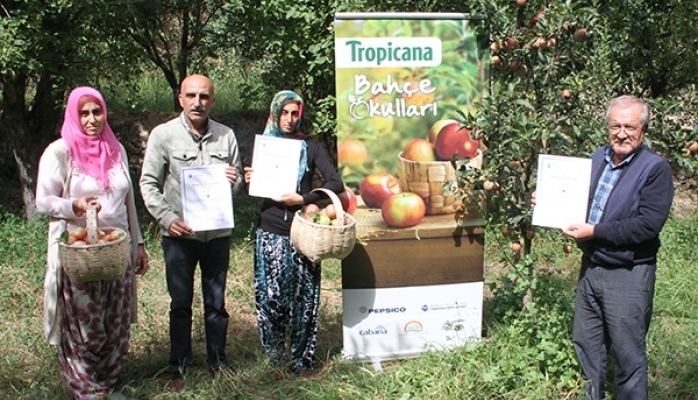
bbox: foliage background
[2,0,698,398]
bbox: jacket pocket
[208,149,229,164]
[170,147,199,181]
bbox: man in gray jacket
[140,74,242,391]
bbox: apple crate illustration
[58,204,130,284]
[397,149,483,215]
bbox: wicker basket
[290,188,357,262]
[397,149,483,215]
[58,204,130,284]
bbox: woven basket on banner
[290,188,357,262]
[58,204,130,284]
[396,149,483,215]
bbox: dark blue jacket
[578,145,674,267]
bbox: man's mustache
[189,106,205,112]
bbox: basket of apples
[58,203,130,283]
[290,188,357,262]
[396,119,483,215]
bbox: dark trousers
[163,236,231,372]
[573,257,656,400]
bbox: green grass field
[1,192,697,399]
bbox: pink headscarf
[61,87,121,190]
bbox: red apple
[532,37,547,49]
[402,138,436,162]
[574,28,589,42]
[688,140,698,154]
[490,41,501,53]
[338,140,368,168]
[303,203,320,220]
[529,11,545,27]
[428,119,458,144]
[434,122,479,161]
[381,192,426,228]
[505,36,520,49]
[359,172,402,208]
[71,227,87,241]
[338,186,357,215]
[324,204,337,219]
[511,241,522,252]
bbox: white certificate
[532,154,592,229]
[180,164,234,231]
[248,135,302,198]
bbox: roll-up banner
[335,12,490,363]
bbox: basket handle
[310,188,346,226]
[86,203,101,244]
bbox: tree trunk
[1,72,63,220]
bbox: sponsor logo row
[358,302,469,314]
[357,319,472,336]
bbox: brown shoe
[297,370,315,379]
[166,372,184,392]
[269,369,285,381]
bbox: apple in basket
[428,119,458,144]
[401,138,436,162]
[324,204,337,219]
[359,172,402,208]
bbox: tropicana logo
[335,37,442,68]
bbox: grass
[1,195,698,399]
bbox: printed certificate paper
[532,154,592,229]
[180,164,234,231]
[248,135,302,198]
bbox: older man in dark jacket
[562,95,673,400]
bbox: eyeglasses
[608,124,641,135]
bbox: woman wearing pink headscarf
[36,86,149,399]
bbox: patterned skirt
[57,264,133,399]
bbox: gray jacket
[140,113,242,241]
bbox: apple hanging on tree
[529,11,545,27]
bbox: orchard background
[2,0,698,399]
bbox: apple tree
[448,0,698,387]
[0,0,144,219]
[445,0,613,386]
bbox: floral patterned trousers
[254,229,321,373]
